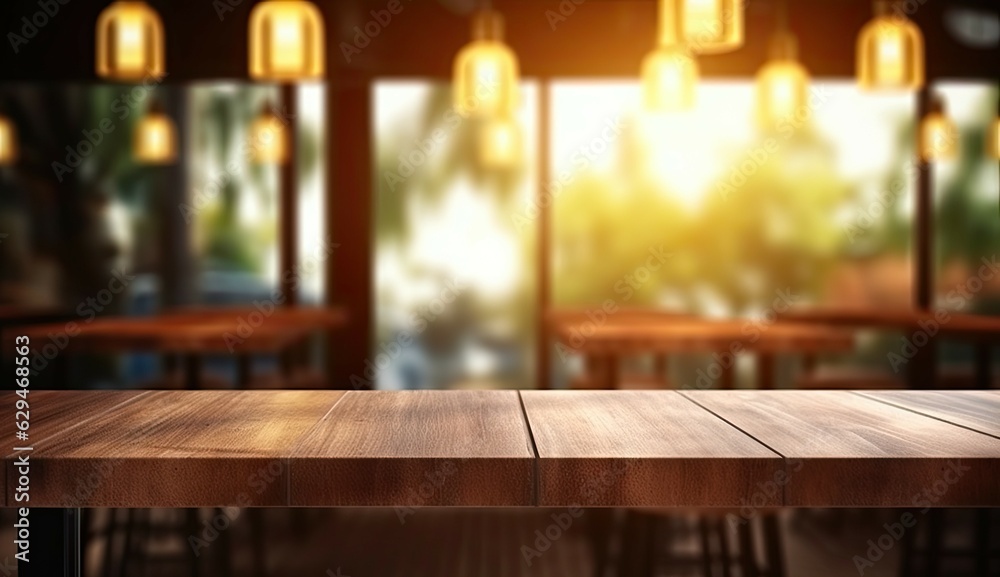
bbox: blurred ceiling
[0,0,996,82]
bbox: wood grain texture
[858,391,1000,438]
[2,391,148,454]
[521,391,783,508]
[3,390,998,508]
[4,390,147,506]
[289,390,535,507]
[12,391,343,507]
[683,390,1000,507]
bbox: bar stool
[899,509,999,577]
[91,508,238,577]
[594,509,786,577]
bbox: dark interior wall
[0,0,996,83]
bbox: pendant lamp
[857,0,924,91]
[453,10,520,118]
[250,102,290,165]
[643,1,698,112]
[919,94,958,162]
[249,0,325,80]
[755,0,810,129]
[96,1,165,80]
[660,0,744,54]
[134,100,177,164]
[477,116,522,170]
[0,115,17,165]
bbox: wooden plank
[289,391,535,507]
[683,391,1000,507]
[8,391,343,507]
[521,390,783,507]
[858,391,1000,439]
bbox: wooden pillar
[911,87,937,389]
[326,72,372,389]
[280,84,299,307]
[537,80,552,390]
[915,87,933,312]
[160,87,192,310]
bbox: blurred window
[186,84,326,306]
[372,80,538,390]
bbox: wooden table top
[550,316,856,354]
[779,307,1000,338]
[6,390,998,508]
[167,306,348,328]
[3,307,347,354]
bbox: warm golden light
[477,117,522,170]
[96,1,165,80]
[660,0,744,54]
[250,106,289,165]
[249,0,325,81]
[453,11,520,118]
[857,1,924,91]
[134,104,177,164]
[919,97,958,162]
[756,34,810,130]
[990,116,1000,160]
[642,45,698,112]
[0,116,17,165]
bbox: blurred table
[0,304,68,335]
[780,308,1000,389]
[0,305,71,383]
[6,389,998,508]
[4,307,347,388]
[549,312,855,389]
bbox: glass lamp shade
[756,61,809,129]
[990,117,1000,160]
[0,116,17,165]
[755,34,810,130]
[857,1,924,91]
[134,111,177,164]
[477,117,522,170]
[250,109,289,165]
[641,45,698,112]
[659,0,744,54]
[453,11,520,118]
[249,0,325,81]
[919,100,958,162]
[96,1,165,80]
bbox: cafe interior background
[0,0,998,575]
